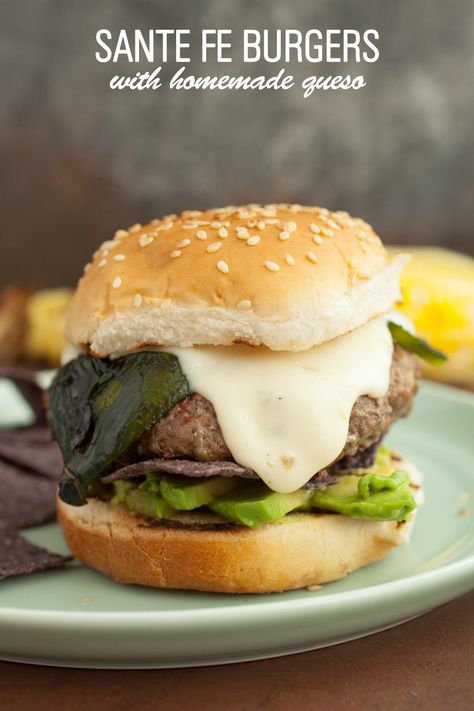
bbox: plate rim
[0,554,472,625]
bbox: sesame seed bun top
[66,204,408,354]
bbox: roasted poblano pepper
[49,352,189,505]
[388,321,447,365]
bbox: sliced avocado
[373,445,393,474]
[311,472,416,521]
[357,470,408,498]
[138,473,161,494]
[125,488,174,519]
[209,486,312,528]
[111,479,136,505]
[160,475,240,510]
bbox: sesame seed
[247,236,260,246]
[218,227,228,238]
[113,254,126,261]
[171,250,182,258]
[115,229,128,239]
[285,253,295,266]
[286,221,297,233]
[211,221,222,229]
[217,260,229,274]
[236,227,249,239]
[163,214,176,221]
[237,299,252,310]
[207,242,222,253]
[247,220,257,228]
[357,231,367,238]
[101,240,117,250]
[98,259,107,268]
[306,252,318,264]
[112,277,122,289]
[129,224,141,233]
[360,242,369,253]
[347,219,357,228]
[279,231,290,241]
[265,219,279,224]
[196,230,207,240]
[177,239,191,248]
[134,293,143,308]
[257,221,266,230]
[161,221,173,231]
[84,263,91,273]
[313,235,324,245]
[139,234,154,247]
[319,208,329,216]
[310,224,321,234]
[321,228,334,238]
[327,219,340,230]
[102,249,109,257]
[183,223,199,229]
[264,260,280,272]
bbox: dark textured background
[1,0,473,287]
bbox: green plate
[0,381,473,668]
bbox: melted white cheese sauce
[169,318,393,493]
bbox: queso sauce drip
[169,317,393,493]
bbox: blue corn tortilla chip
[0,375,62,528]
[0,370,72,582]
[0,427,63,479]
[0,521,71,581]
[0,459,57,528]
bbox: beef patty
[138,345,420,465]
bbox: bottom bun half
[57,460,423,594]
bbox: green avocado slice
[160,475,240,510]
[209,486,312,528]
[311,471,416,521]
[111,479,136,504]
[124,488,174,520]
[106,453,417,527]
[111,479,174,519]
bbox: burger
[49,204,445,593]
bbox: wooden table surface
[0,590,472,711]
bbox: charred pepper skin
[388,322,447,366]
[49,352,189,506]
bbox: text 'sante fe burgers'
[49,204,445,593]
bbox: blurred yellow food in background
[24,289,72,367]
[393,247,474,385]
